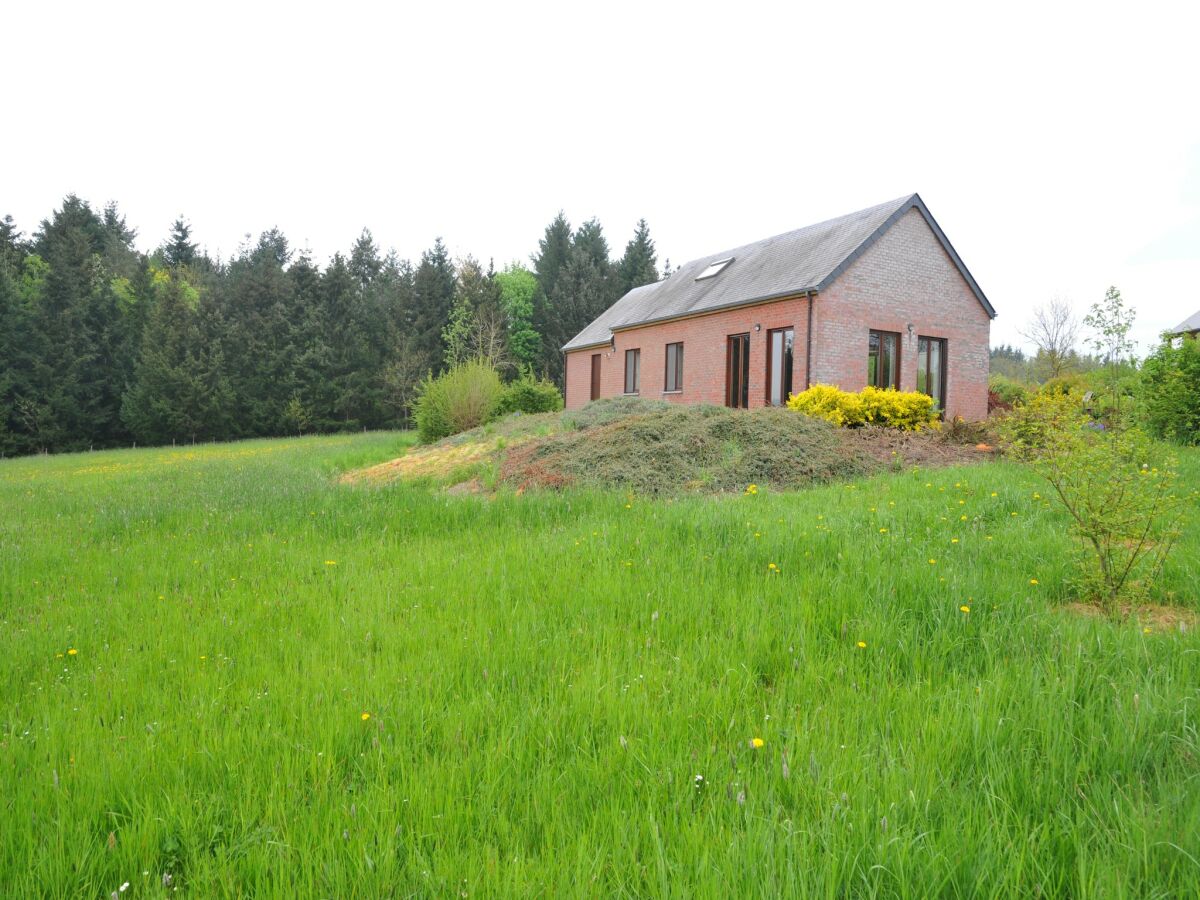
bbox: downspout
[561,350,567,406]
[804,290,815,389]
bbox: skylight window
[695,257,733,280]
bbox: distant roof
[1173,309,1200,334]
[563,193,995,351]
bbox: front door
[590,354,601,401]
[726,333,750,408]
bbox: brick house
[562,194,996,420]
[1172,309,1200,338]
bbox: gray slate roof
[563,193,995,351]
[1173,309,1200,334]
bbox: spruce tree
[163,217,197,269]
[409,238,456,374]
[616,219,659,295]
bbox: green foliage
[787,384,939,430]
[495,264,540,369]
[987,374,1031,407]
[282,393,312,435]
[616,218,659,296]
[413,360,505,443]
[1139,335,1200,445]
[494,370,563,416]
[1000,391,1192,611]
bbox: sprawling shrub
[494,371,563,416]
[988,374,1030,409]
[787,384,938,430]
[413,361,504,443]
[1139,335,1200,445]
[999,390,1193,612]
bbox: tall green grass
[2,434,1198,897]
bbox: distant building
[562,194,995,420]
[1172,309,1200,338]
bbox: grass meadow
[2,433,1199,897]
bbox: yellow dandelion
[951,538,959,544]
[960,514,968,521]
[990,492,998,497]
[67,648,78,656]
[960,605,970,613]
[928,559,937,565]
[1029,578,1039,585]
[324,560,337,566]
[361,712,371,721]
[856,641,867,649]
[768,562,778,571]
[749,737,765,749]
[879,527,888,533]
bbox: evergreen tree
[163,217,198,269]
[122,271,233,443]
[616,219,659,295]
[408,238,456,374]
[349,228,382,292]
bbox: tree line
[0,197,662,456]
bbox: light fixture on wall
[754,323,761,332]
[906,323,914,339]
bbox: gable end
[816,194,996,319]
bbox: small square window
[695,257,734,280]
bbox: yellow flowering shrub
[786,384,938,430]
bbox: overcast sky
[4,1,1198,354]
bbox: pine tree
[122,271,232,443]
[349,229,382,292]
[616,219,659,295]
[163,217,197,268]
[409,238,457,374]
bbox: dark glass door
[917,336,946,411]
[726,333,750,408]
[590,354,601,401]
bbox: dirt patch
[1063,601,1196,632]
[845,426,1001,469]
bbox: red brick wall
[812,208,991,420]
[565,208,991,419]
[564,295,812,409]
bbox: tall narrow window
[664,342,683,392]
[624,348,640,394]
[868,330,900,389]
[590,354,601,401]
[917,336,947,411]
[766,327,794,406]
[726,333,750,408]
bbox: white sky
[3,0,1198,354]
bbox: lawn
[1,433,1198,897]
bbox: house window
[917,336,947,411]
[590,354,601,401]
[624,348,641,394]
[766,327,794,406]
[664,342,683,392]
[868,329,900,389]
[726,333,750,408]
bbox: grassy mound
[502,402,869,493]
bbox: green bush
[988,374,1030,408]
[495,371,563,416]
[787,384,939,430]
[999,390,1193,612]
[413,361,504,443]
[1139,335,1200,445]
[1039,373,1087,396]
